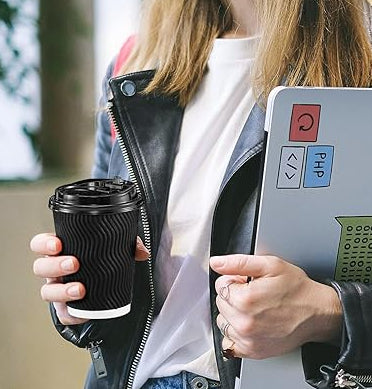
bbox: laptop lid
[238,86,372,389]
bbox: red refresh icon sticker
[289,104,321,142]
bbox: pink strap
[110,35,136,141]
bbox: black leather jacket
[51,69,372,389]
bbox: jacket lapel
[220,103,266,191]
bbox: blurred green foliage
[0,0,40,167]
[0,0,38,103]
[0,0,18,28]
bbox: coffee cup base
[67,303,131,320]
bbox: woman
[31,0,372,388]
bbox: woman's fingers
[41,279,86,302]
[31,232,148,327]
[53,302,89,325]
[33,255,80,278]
[30,233,62,255]
[31,233,149,261]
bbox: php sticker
[303,145,334,188]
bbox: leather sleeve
[302,281,372,388]
[49,303,97,348]
[331,281,372,369]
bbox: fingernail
[67,285,81,298]
[47,239,57,252]
[210,256,223,267]
[61,258,75,271]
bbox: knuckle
[215,295,222,310]
[261,255,274,270]
[33,258,42,276]
[235,317,255,337]
[215,278,221,292]
[235,291,251,310]
[58,312,75,326]
[33,256,56,277]
[236,255,248,271]
[57,310,72,325]
[215,275,228,292]
[216,314,223,326]
[56,304,86,326]
[266,255,284,272]
[233,289,256,312]
[244,288,262,307]
[40,284,50,301]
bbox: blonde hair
[255,0,372,101]
[121,0,372,106]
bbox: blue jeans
[141,371,221,389]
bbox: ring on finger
[219,282,233,301]
[219,321,232,340]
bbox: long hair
[255,0,372,101]
[121,0,372,106]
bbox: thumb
[210,254,271,278]
[135,237,150,261]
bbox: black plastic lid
[49,177,143,215]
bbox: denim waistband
[141,371,221,389]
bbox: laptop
[238,86,372,389]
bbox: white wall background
[0,0,140,180]
[94,0,140,101]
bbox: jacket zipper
[107,101,155,389]
[336,369,372,388]
[87,341,108,379]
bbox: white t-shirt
[133,36,259,389]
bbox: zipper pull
[87,341,107,379]
[335,369,368,389]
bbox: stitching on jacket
[230,140,264,173]
[121,103,157,211]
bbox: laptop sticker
[277,147,305,189]
[303,145,334,188]
[335,216,372,284]
[289,104,321,142]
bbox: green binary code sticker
[335,216,372,284]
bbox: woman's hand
[31,233,149,326]
[210,254,343,359]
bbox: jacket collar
[221,103,266,191]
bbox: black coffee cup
[48,177,143,319]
